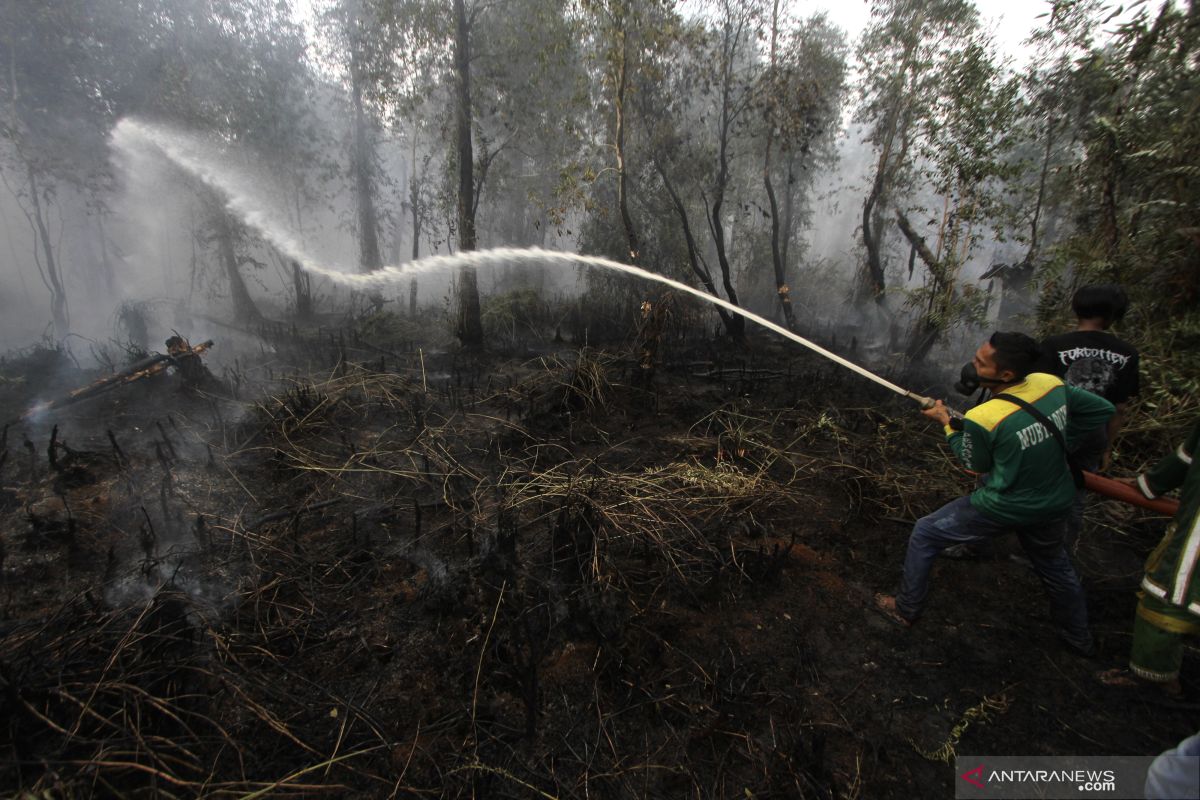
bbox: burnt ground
[0,328,1195,799]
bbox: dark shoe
[873,594,914,628]
[1061,636,1096,658]
[1097,668,1182,697]
[1008,553,1032,569]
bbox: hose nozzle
[906,391,938,410]
[906,391,965,421]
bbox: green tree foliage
[853,0,981,307]
[148,0,315,323]
[1022,0,1200,422]
[756,8,848,330]
[576,0,682,269]
[853,0,1016,362]
[320,0,388,278]
[903,36,1018,361]
[1065,1,1200,300]
[4,0,1196,401]
[577,0,848,343]
[0,0,150,335]
[372,0,589,346]
[0,0,318,330]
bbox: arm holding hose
[1128,423,1198,503]
[1060,385,1182,514]
[921,399,992,474]
[911,392,1178,514]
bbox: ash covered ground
[0,322,1193,798]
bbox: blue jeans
[895,496,1092,650]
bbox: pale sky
[799,0,1062,65]
[294,1,1063,59]
[293,0,1136,73]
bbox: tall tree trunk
[763,149,795,331]
[292,261,313,320]
[1027,119,1056,264]
[780,151,796,274]
[214,209,263,324]
[999,116,1056,321]
[707,56,744,341]
[453,0,482,347]
[288,185,313,321]
[391,160,405,268]
[188,208,200,306]
[904,313,941,364]
[654,159,736,334]
[0,204,36,306]
[856,40,919,306]
[859,187,888,304]
[25,164,69,337]
[895,210,953,363]
[409,186,420,317]
[613,26,640,264]
[763,0,796,331]
[350,46,382,275]
[408,133,421,317]
[96,212,116,298]
[860,112,909,306]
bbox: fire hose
[893,394,1178,516]
[705,311,1176,520]
[1081,471,1178,515]
[595,275,1180,518]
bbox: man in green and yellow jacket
[876,332,1115,655]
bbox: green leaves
[854,0,1012,355]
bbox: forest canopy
[0,0,1195,386]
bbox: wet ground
[0,331,1194,798]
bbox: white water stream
[111,117,929,405]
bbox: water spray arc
[111,118,1177,516]
[112,119,937,404]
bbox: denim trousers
[895,495,1092,649]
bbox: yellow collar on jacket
[964,373,1064,432]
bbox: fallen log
[17,340,214,422]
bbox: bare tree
[452,0,483,347]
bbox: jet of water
[111,117,931,405]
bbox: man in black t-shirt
[1038,284,1140,549]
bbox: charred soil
[0,332,1194,798]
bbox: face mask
[954,362,1006,396]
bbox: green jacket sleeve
[1139,420,1200,498]
[1063,385,1115,447]
[948,419,993,473]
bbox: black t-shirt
[1037,330,1140,404]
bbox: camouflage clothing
[1136,421,1200,614]
[1129,419,1200,682]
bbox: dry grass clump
[502,456,794,593]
